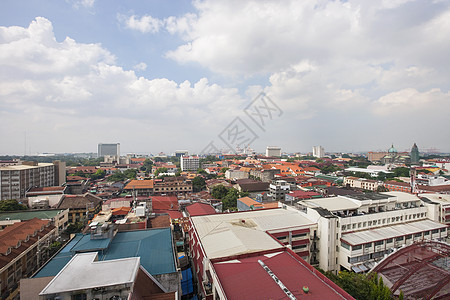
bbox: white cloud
[118,14,163,34]
[133,62,147,71]
[70,0,95,9]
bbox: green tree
[211,185,229,199]
[393,167,409,177]
[107,170,126,181]
[142,159,153,171]
[48,241,62,257]
[90,168,106,180]
[0,199,27,211]
[192,176,206,192]
[197,168,208,175]
[220,167,229,173]
[222,189,240,211]
[123,168,138,179]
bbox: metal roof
[34,228,176,278]
[302,196,361,211]
[39,253,140,295]
[341,219,447,246]
[0,210,66,221]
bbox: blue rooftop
[34,228,176,278]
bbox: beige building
[344,176,382,191]
[0,161,66,201]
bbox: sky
[1,0,449,156]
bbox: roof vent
[303,286,309,293]
[241,219,245,223]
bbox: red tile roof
[124,180,154,189]
[152,196,179,210]
[186,202,216,217]
[213,250,354,300]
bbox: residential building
[124,180,154,196]
[367,151,388,162]
[384,180,411,193]
[56,193,102,224]
[0,218,57,299]
[296,192,449,273]
[236,197,279,211]
[233,179,270,198]
[420,194,450,225]
[265,146,281,157]
[0,209,68,234]
[344,176,382,191]
[185,202,216,217]
[0,162,57,201]
[98,143,120,157]
[153,177,193,195]
[187,209,353,299]
[180,155,199,171]
[285,190,322,204]
[224,169,248,180]
[313,146,325,158]
[269,180,290,201]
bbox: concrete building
[0,162,57,201]
[98,143,120,157]
[56,193,102,224]
[0,209,69,235]
[296,192,449,273]
[180,155,199,171]
[33,227,180,294]
[174,150,188,158]
[265,146,281,157]
[313,146,325,158]
[224,169,248,180]
[187,209,353,299]
[269,180,290,201]
[344,176,382,191]
[0,218,57,299]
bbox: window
[424,231,430,236]
[363,222,367,227]
[341,241,350,250]
[364,243,371,248]
[396,236,404,242]
[292,233,307,239]
[440,228,446,233]
[432,229,439,234]
[386,238,393,244]
[406,235,412,240]
[352,245,362,251]
[375,241,383,246]
[414,233,422,238]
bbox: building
[0,162,57,201]
[0,218,57,299]
[153,177,193,195]
[233,179,270,198]
[383,180,411,193]
[185,202,216,217]
[56,193,102,224]
[175,150,188,158]
[123,180,154,196]
[224,169,248,180]
[420,194,450,225]
[344,176,382,191]
[98,143,120,157]
[313,146,325,158]
[265,146,281,157]
[367,151,388,162]
[180,155,199,171]
[33,227,180,294]
[269,180,290,201]
[187,209,353,299]
[0,209,69,234]
[236,197,279,211]
[410,143,420,165]
[296,192,449,273]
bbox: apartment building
[265,146,281,157]
[153,177,193,195]
[344,176,382,191]
[0,218,57,299]
[187,209,355,299]
[180,155,199,171]
[0,162,56,201]
[296,192,449,273]
[269,180,290,201]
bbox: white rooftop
[341,219,447,246]
[0,163,53,171]
[40,253,140,295]
[191,208,315,259]
[419,193,450,204]
[301,196,361,211]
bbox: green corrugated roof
[33,228,176,278]
[0,210,65,221]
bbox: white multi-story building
[0,162,56,201]
[295,191,448,273]
[313,146,325,158]
[265,146,281,157]
[180,155,200,171]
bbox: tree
[90,168,106,180]
[192,176,206,192]
[107,170,126,181]
[142,159,153,171]
[393,167,409,177]
[211,185,229,199]
[220,167,229,173]
[197,168,208,175]
[48,241,62,257]
[222,189,240,211]
[0,199,27,211]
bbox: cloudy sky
[1,0,449,155]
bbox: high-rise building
[180,155,200,171]
[0,162,56,200]
[411,143,420,165]
[266,146,281,157]
[313,146,325,158]
[98,143,120,157]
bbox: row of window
[341,213,427,231]
[347,249,392,263]
[341,228,447,251]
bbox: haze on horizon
[1,0,449,155]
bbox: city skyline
[1,1,450,155]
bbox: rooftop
[124,179,154,189]
[186,202,216,217]
[0,209,66,221]
[39,253,140,295]
[213,250,354,300]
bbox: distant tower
[313,146,324,158]
[266,146,281,157]
[410,143,419,165]
[98,143,120,157]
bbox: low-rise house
[185,202,216,217]
[56,193,102,224]
[123,179,154,196]
[233,179,270,198]
[0,209,69,235]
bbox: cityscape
[1,1,450,300]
